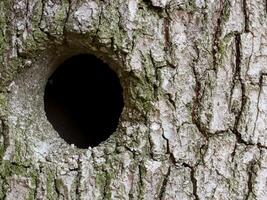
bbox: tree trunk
[0,0,267,199]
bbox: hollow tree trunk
[0,0,267,199]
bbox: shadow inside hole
[44,54,124,148]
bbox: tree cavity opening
[44,54,124,149]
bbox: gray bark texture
[0,0,267,199]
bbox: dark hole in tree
[44,54,124,148]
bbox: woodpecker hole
[44,54,124,149]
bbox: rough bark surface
[0,0,267,199]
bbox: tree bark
[0,0,267,199]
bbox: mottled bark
[0,0,267,199]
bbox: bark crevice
[243,0,249,32]
[158,166,171,200]
[182,163,199,200]
[244,160,257,200]
[231,33,249,145]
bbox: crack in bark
[94,1,103,40]
[163,17,170,51]
[191,61,209,139]
[75,155,82,200]
[39,0,45,32]
[199,143,209,165]
[25,0,30,37]
[243,0,249,32]
[230,34,267,146]
[231,142,238,161]
[35,165,44,199]
[182,163,200,200]
[158,166,171,200]
[137,164,145,199]
[212,0,226,73]
[256,142,267,149]
[252,73,265,137]
[149,51,160,100]
[102,171,109,200]
[0,117,10,152]
[142,0,165,12]
[231,33,249,145]
[63,0,71,41]
[166,93,176,109]
[38,0,54,40]
[54,178,64,199]
[190,45,211,165]
[147,132,157,160]
[162,133,176,165]
[244,160,256,200]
